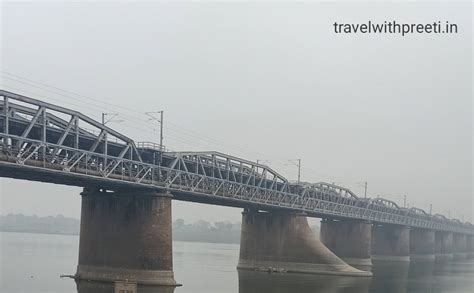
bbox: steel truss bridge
[0,90,472,235]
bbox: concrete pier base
[435,231,453,261]
[453,233,467,260]
[75,188,177,286]
[320,219,372,268]
[409,228,435,261]
[371,224,410,262]
[237,210,371,277]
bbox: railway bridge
[0,90,472,285]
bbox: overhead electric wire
[1,73,257,152]
[0,71,344,182]
[0,83,220,151]
[0,78,341,182]
[1,71,291,159]
[0,80,339,182]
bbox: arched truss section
[410,207,427,216]
[433,213,453,226]
[434,213,448,221]
[408,207,429,218]
[162,151,290,193]
[0,90,143,177]
[372,197,400,209]
[452,218,462,224]
[366,197,406,216]
[293,182,360,205]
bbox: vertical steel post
[159,110,164,165]
[74,118,79,149]
[102,114,107,171]
[145,111,164,165]
[42,108,47,164]
[4,96,9,135]
[297,158,301,183]
[41,108,46,142]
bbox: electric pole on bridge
[364,181,367,198]
[355,181,368,198]
[101,113,124,169]
[297,159,301,183]
[102,113,122,125]
[146,111,164,164]
[288,159,301,183]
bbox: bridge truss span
[0,90,472,235]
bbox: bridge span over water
[1,89,473,285]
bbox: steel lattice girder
[0,89,472,235]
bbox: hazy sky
[0,1,472,223]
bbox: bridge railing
[137,141,165,151]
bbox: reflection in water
[370,261,409,293]
[73,261,473,293]
[238,269,371,293]
[406,261,436,292]
[371,260,472,293]
[75,280,176,293]
[237,260,469,293]
[409,260,435,277]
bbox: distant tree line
[0,214,320,244]
[0,214,243,243]
[0,213,79,235]
[173,219,241,244]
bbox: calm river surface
[1,231,473,293]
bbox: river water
[1,231,473,293]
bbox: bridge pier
[237,210,371,277]
[75,187,177,286]
[453,233,467,260]
[434,231,453,261]
[320,218,372,268]
[371,224,410,262]
[409,228,435,261]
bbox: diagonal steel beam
[89,130,106,153]
[56,116,77,146]
[20,106,44,138]
[105,144,131,177]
